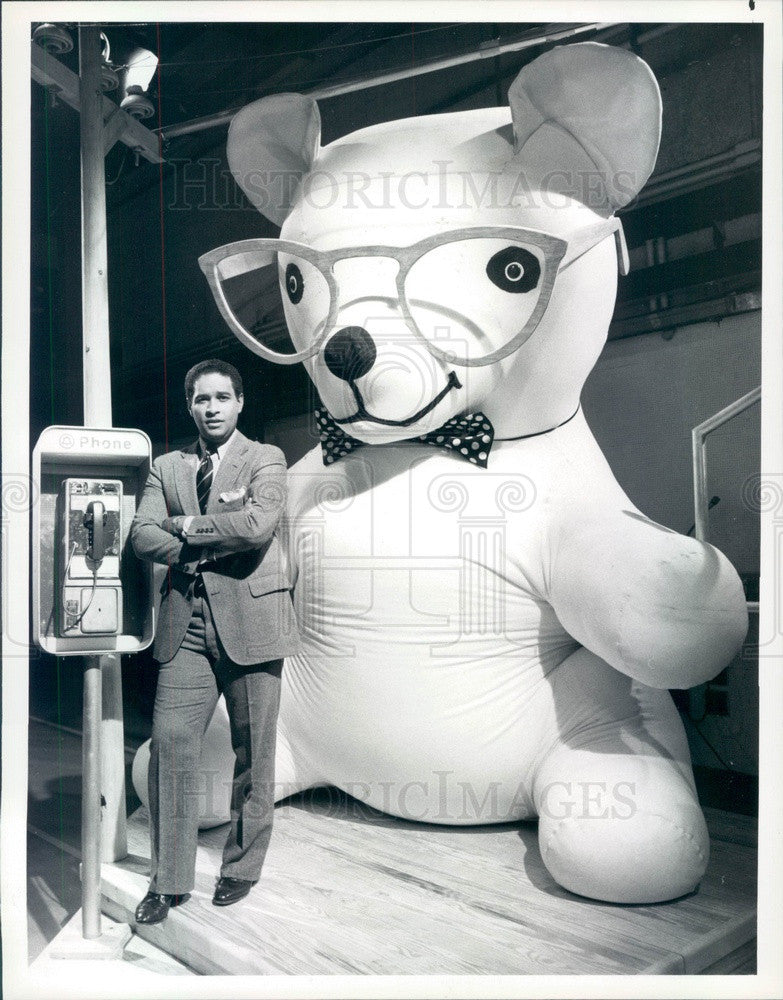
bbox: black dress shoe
[134,890,190,924]
[212,876,256,906]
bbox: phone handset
[59,480,123,637]
[84,500,106,565]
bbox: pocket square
[219,487,247,503]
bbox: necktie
[196,447,215,514]
[315,408,495,468]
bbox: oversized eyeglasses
[198,219,628,367]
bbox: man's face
[188,372,244,446]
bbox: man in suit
[130,358,300,923]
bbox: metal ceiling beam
[633,140,761,208]
[159,21,615,141]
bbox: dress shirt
[182,429,238,539]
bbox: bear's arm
[545,505,748,689]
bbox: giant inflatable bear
[133,42,748,903]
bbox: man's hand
[161,516,185,538]
[174,452,287,555]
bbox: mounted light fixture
[118,46,158,120]
[99,32,119,93]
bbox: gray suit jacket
[130,431,300,665]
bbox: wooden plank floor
[99,792,757,976]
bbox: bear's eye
[486,247,540,293]
[285,262,304,304]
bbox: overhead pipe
[159,21,617,141]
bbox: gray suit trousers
[148,593,282,895]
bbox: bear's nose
[323,326,377,382]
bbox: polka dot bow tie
[315,408,495,468]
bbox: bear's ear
[227,94,321,226]
[508,42,662,215]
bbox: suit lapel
[207,431,249,513]
[173,442,200,515]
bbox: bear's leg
[131,695,325,830]
[532,647,709,904]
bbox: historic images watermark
[3,473,40,657]
[11,453,774,657]
[168,157,643,216]
[168,768,639,824]
[283,463,538,648]
[741,472,783,656]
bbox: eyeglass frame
[198,217,628,368]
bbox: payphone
[33,426,154,655]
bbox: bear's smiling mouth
[336,370,462,427]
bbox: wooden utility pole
[77,24,129,868]
[77,23,125,939]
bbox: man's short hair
[185,359,244,403]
